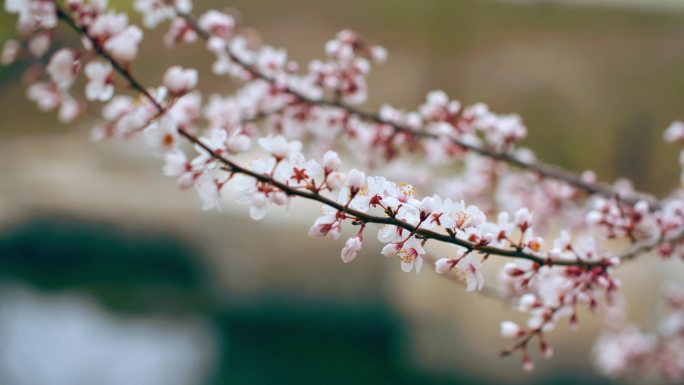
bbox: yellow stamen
[455,211,468,228]
[397,248,414,263]
[399,182,415,196]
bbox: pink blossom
[28,31,50,57]
[345,168,366,192]
[46,49,80,90]
[1,39,20,65]
[434,257,456,274]
[500,321,523,338]
[195,172,221,211]
[26,82,61,111]
[89,11,128,39]
[163,149,195,188]
[104,25,143,63]
[322,150,341,172]
[257,135,302,159]
[457,254,484,291]
[84,60,114,101]
[309,205,342,240]
[163,18,197,47]
[198,10,234,39]
[341,236,362,263]
[664,121,684,143]
[163,66,198,96]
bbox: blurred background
[1,0,684,384]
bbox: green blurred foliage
[0,218,211,314]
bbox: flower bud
[227,133,251,153]
[341,236,362,263]
[519,294,538,312]
[500,321,522,338]
[326,171,345,191]
[346,168,366,190]
[368,45,387,63]
[634,200,649,216]
[163,66,198,96]
[434,258,454,274]
[322,150,342,172]
[522,354,534,372]
[270,191,288,206]
[514,207,532,229]
[481,232,494,245]
[420,196,437,216]
[541,343,553,359]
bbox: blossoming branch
[4,0,684,380]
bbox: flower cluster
[594,283,684,382]
[499,232,620,370]
[312,29,386,105]
[586,198,654,241]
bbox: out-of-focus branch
[169,3,659,210]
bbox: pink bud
[481,233,494,245]
[368,45,387,63]
[664,121,684,143]
[420,196,437,216]
[326,172,345,191]
[514,207,532,229]
[270,191,288,206]
[540,341,553,359]
[519,294,537,311]
[341,236,362,263]
[381,243,398,257]
[434,258,455,274]
[322,150,342,172]
[522,354,534,372]
[346,168,366,190]
[1,39,20,65]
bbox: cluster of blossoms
[4,0,684,379]
[593,283,684,382]
[498,230,621,370]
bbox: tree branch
[168,3,659,210]
[54,3,618,269]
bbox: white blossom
[341,236,362,263]
[1,39,20,65]
[500,321,523,338]
[104,25,143,63]
[46,49,80,90]
[195,172,220,211]
[257,135,302,159]
[84,60,114,101]
[163,66,198,96]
